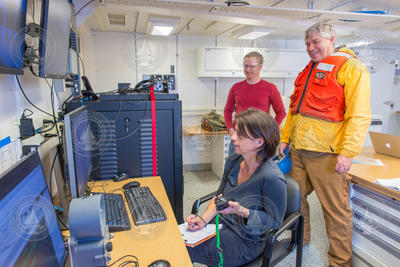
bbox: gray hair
[305,23,336,40]
[244,51,264,65]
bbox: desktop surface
[92,177,191,266]
[350,146,400,201]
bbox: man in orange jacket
[280,23,371,267]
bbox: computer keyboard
[96,193,131,232]
[124,186,167,225]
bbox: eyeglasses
[243,64,259,69]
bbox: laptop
[369,131,400,158]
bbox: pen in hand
[193,200,200,229]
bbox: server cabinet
[67,93,183,222]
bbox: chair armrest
[272,211,302,238]
[262,211,303,259]
[191,191,218,215]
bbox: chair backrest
[284,175,301,222]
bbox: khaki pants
[289,148,353,267]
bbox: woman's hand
[218,201,250,219]
[186,214,206,231]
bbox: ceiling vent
[107,13,126,26]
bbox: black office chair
[191,175,303,267]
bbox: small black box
[19,118,35,139]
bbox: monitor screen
[64,106,94,198]
[0,152,67,266]
[39,0,72,79]
[0,0,27,75]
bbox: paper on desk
[352,157,384,166]
[375,178,400,191]
[179,222,222,247]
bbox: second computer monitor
[64,106,94,198]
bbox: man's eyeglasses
[243,64,259,69]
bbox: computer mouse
[113,173,129,182]
[122,181,140,190]
[147,259,170,267]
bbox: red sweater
[224,79,286,129]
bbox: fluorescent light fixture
[232,25,274,40]
[148,16,180,36]
[152,25,174,36]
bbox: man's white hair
[305,23,336,40]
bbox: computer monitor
[64,106,94,198]
[0,0,27,75]
[39,0,72,79]
[0,151,67,266]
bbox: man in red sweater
[224,51,286,141]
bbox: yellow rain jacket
[280,47,371,158]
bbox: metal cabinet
[67,93,183,222]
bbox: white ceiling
[80,0,400,45]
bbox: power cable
[62,93,76,114]
[45,78,61,143]
[74,0,96,16]
[48,146,60,197]
[32,0,36,24]
[77,52,86,76]
[15,75,53,117]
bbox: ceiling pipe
[134,11,139,32]
[308,0,314,10]
[329,0,355,11]
[270,0,285,7]
[224,0,249,7]
[176,18,194,34]
[204,21,217,31]
[217,24,241,37]
[385,18,400,25]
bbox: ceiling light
[148,16,180,36]
[232,25,274,40]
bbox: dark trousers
[187,228,263,267]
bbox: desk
[350,146,400,201]
[348,147,400,267]
[183,126,230,178]
[93,177,192,266]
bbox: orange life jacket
[289,52,354,122]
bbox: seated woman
[186,108,287,266]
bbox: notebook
[369,131,400,158]
[179,222,223,247]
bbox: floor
[183,170,330,267]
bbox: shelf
[183,126,228,137]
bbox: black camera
[214,196,234,211]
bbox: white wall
[0,71,72,148]
[91,31,176,92]
[79,23,96,83]
[79,28,400,165]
